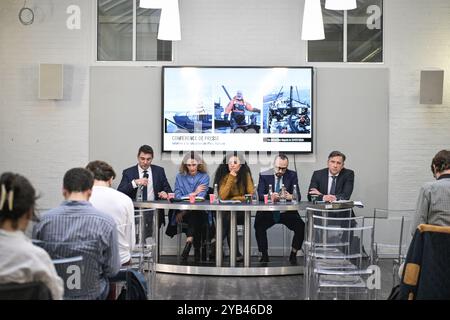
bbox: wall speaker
[420,69,444,104]
[39,63,63,99]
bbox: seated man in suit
[117,145,173,239]
[254,154,305,265]
[308,150,356,237]
[308,150,354,202]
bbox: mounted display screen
[162,66,313,153]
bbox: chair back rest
[372,208,415,258]
[306,209,374,272]
[0,281,52,300]
[134,208,156,247]
[400,224,450,300]
[34,240,100,299]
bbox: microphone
[141,171,149,190]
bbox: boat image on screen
[263,85,311,134]
[165,102,213,133]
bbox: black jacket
[307,167,354,201]
[399,224,450,300]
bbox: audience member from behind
[397,150,450,280]
[86,160,135,265]
[411,149,450,234]
[0,172,63,300]
[33,168,120,300]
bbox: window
[97,0,172,62]
[307,0,383,63]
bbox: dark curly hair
[0,172,37,229]
[213,152,253,193]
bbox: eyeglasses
[275,166,288,172]
[186,164,198,167]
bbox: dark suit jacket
[117,164,173,200]
[118,164,172,227]
[257,169,301,201]
[307,167,354,201]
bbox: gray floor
[152,258,395,300]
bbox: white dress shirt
[90,186,136,265]
[136,166,154,201]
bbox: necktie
[330,176,337,195]
[142,170,149,201]
[273,177,281,223]
[275,177,281,193]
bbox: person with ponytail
[0,172,63,299]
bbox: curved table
[134,200,312,276]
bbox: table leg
[244,210,251,267]
[230,211,237,267]
[154,209,159,263]
[216,211,223,267]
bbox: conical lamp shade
[325,0,357,10]
[139,0,163,9]
[157,0,181,41]
[301,0,324,40]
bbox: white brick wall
[0,0,92,209]
[385,0,450,210]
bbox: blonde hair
[179,152,207,174]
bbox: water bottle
[268,184,273,204]
[136,185,143,202]
[279,184,287,203]
[251,184,259,204]
[213,183,219,204]
[292,184,298,204]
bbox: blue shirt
[174,172,210,198]
[32,200,121,300]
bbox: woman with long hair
[213,152,254,261]
[170,152,209,263]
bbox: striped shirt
[33,200,120,300]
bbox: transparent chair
[112,221,148,300]
[372,208,414,286]
[133,208,157,299]
[305,207,378,300]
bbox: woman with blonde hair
[169,152,210,263]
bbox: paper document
[353,201,364,208]
[219,199,242,204]
[181,196,205,201]
[330,200,364,208]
